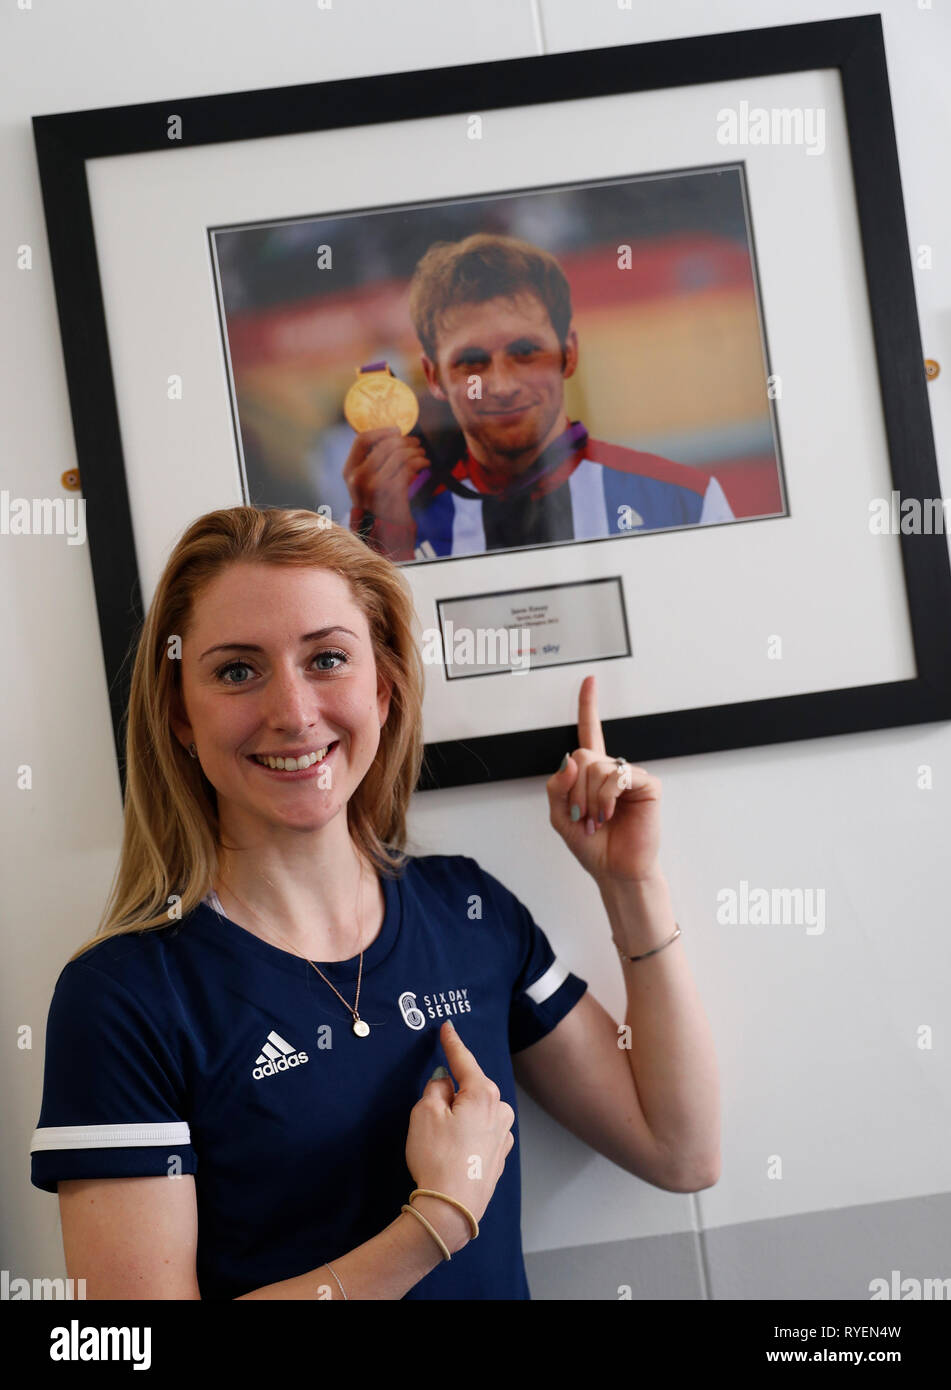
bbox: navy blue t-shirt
[30,854,587,1300]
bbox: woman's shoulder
[54,913,197,1002]
[399,850,485,883]
[399,852,518,907]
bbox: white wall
[3,0,950,1292]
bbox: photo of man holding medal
[343,233,736,563]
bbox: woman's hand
[546,674,662,885]
[406,1021,515,1253]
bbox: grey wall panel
[526,1229,705,1300]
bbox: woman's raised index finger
[578,674,606,755]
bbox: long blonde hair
[68,507,425,963]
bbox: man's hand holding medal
[342,363,427,560]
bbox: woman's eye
[214,650,348,684]
[216,662,253,685]
[314,650,348,671]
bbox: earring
[188,743,198,759]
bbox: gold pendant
[352,1018,370,1037]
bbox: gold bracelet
[409,1188,480,1241]
[401,1202,452,1260]
[614,923,682,962]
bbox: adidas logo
[252,1029,309,1081]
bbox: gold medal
[344,364,419,436]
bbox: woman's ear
[168,682,193,751]
[377,674,393,728]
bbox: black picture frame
[33,13,951,793]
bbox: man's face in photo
[421,291,578,472]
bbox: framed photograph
[33,14,951,790]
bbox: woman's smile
[247,740,339,778]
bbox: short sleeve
[30,959,196,1193]
[473,861,587,1056]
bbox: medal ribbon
[423,420,589,504]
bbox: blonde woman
[30,506,719,1300]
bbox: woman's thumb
[549,751,577,789]
[547,751,578,818]
[423,1063,456,1104]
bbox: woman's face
[170,562,391,837]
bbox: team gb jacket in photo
[30,854,588,1300]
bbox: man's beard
[477,425,542,474]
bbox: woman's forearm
[234,1194,471,1300]
[599,870,721,1189]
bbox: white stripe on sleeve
[524,958,569,1005]
[30,1122,191,1152]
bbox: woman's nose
[264,667,317,732]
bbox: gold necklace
[217,868,371,1038]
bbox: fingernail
[558,753,569,772]
[570,804,581,822]
[585,817,595,835]
[444,1019,454,1032]
[430,1065,449,1080]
